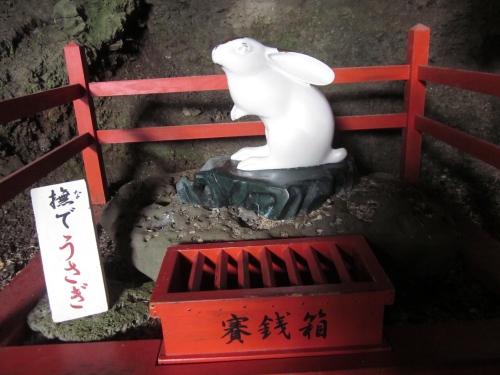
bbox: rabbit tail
[325,147,347,164]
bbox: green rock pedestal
[177,155,357,220]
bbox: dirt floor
[0,0,499,341]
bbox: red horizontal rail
[418,66,500,97]
[0,84,84,125]
[89,75,228,97]
[333,65,410,83]
[96,121,264,143]
[336,113,407,130]
[0,133,93,206]
[88,66,410,97]
[415,115,500,169]
[96,114,407,144]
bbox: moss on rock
[27,280,156,341]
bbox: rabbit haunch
[212,37,347,171]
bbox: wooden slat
[214,250,228,290]
[328,244,352,283]
[335,113,407,131]
[281,247,302,286]
[96,122,265,144]
[96,114,407,145]
[0,84,83,125]
[187,252,206,292]
[0,133,92,206]
[89,75,228,97]
[415,115,500,169]
[238,249,250,289]
[418,65,500,97]
[259,248,276,288]
[333,65,410,83]
[88,66,409,98]
[400,23,430,185]
[304,246,327,285]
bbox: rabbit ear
[267,52,335,85]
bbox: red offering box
[149,235,394,364]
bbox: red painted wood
[97,121,265,143]
[415,115,500,169]
[238,249,250,289]
[188,252,205,292]
[152,237,395,302]
[154,294,389,363]
[152,250,178,299]
[418,65,500,97]
[87,66,409,98]
[400,23,430,185]
[95,114,407,145]
[349,238,393,285]
[0,133,92,207]
[155,279,394,304]
[2,319,500,375]
[0,254,45,347]
[335,113,407,131]
[304,246,327,285]
[329,244,352,283]
[215,250,228,290]
[0,84,83,125]
[333,65,410,83]
[282,246,302,286]
[64,43,108,205]
[2,218,499,373]
[89,75,229,97]
[150,236,393,363]
[259,247,276,288]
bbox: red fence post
[64,43,108,206]
[400,24,430,185]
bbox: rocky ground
[24,172,500,343]
[0,0,499,342]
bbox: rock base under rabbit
[176,155,357,220]
[100,171,458,283]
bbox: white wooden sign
[31,179,108,322]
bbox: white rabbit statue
[212,37,347,171]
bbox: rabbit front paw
[230,105,250,120]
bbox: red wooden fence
[0,23,498,212]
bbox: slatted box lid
[150,235,394,363]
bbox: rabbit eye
[237,43,251,54]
